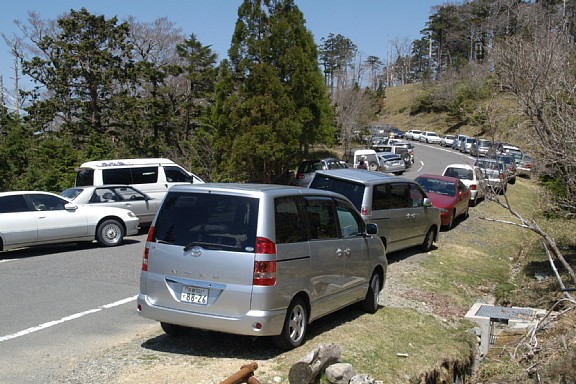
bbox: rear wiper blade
[183,241,228,252]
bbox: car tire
[368,161,379,171]
[446,210,456,230]
[421,228,435,252]
[96,219,125,247]
[273,297,308,350]
[402,153,411,164]
[470,196,477,207]
[161,322,189,337]
[361,272,381,314]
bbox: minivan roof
[78,158,177,168]
[168,182,354,200]
[313,169,411,185]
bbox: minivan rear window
[152,192,259,252]
[75,169,95,186]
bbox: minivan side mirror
[365,223,378,235]
[423,197,433,207]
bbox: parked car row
[412,130,534,183]
[0,158,204,253]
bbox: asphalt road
[0,141,475,383]
[0,232,156,383]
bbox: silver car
[137,184,387,350]
[0,191,139,251]
[474,158,508,194]
[61,185,161,225]
[377,153,406,175]
[309,169,441,253]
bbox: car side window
[409,184,427,207]
[114,187,146,201]
[304,196,338,240]
[275,196,307,244]
[28,194,67,211]
[389,183,412,209]
[131,167,158,184]
[372,184,390,210]
[164,166,192,183]
[102,168,132,184]
[0,195,30,213]
[335,199,364,238]
[90,188,118,203]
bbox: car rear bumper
[137,294,287,337]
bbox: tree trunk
[288,344,341,384]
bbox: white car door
[27,194,88,242]
[0,194,38,247]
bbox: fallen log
[220,362,260,384]
[288,344,341,384]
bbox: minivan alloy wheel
[273,298,308,350]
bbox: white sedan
[0,191,140,252]
[442,164,486,206]
[61,185,161,225]
[419,131,442,144]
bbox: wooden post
[288,344,341,384]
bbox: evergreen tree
[214,0,333,183]
[0,116,33,191]
[22,8,135,148]
[173,34,218,178]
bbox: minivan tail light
[470,185,477,191]
[253,260,277,286]
[254,237,277,286]
[141,226,155,271]
[255,237,276,254]
[296,173,305,180]
[361,206,369,216]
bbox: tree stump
[288,344,341,384]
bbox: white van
[352,149,380,171]
[75,158,204,200]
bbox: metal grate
[475,305,534,321]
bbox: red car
[415,174,471,229]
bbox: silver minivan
[137,184,387,349]
[309,169,441,253]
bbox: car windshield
[380,154,401,160]
[416,178,456,197]
[61,188,83,200]
[445,168,473,180]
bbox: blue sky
[1,0,442,95]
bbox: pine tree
[213,0,333,183]
[22,8,134,146]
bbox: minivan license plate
[180,285,209,305]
